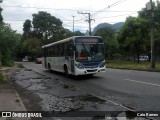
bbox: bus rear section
[41,36,106,76]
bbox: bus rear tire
[64,66,69,77]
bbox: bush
[0,72,4,84]
[1,51,14,66]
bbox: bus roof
[41,36,102,48]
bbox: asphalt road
[20,62,160,112]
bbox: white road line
[124,79,160,87]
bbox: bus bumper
[74,66,106,76]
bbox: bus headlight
[75,63,85,69]
[99,62,105,68]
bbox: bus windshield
[75,43,104,62]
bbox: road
[13,62,160,119]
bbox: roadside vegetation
[107,60,160,72]
[0,72,4,84]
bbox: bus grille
[85,66,98,68]
[87,69,97,72]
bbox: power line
[91,0,128,17]
[93,12,137,20]
[63,24,89,29]
[109,0,127,8]
[1,4,136,13]
[1,5,104,12]
[4,12,137,22]
[4,12,137,28]
[1,5,80,11]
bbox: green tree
[94,27,118,59]
[0,7,3,22]
[138,0,160,60]
[22,38,42,59]
[63,28,74,38]
[117,16,149,62]
[32,11,63,44]
[61,29,85,39]
[0,23,21,66]
[23,19,32,39]
[73,30,85,36]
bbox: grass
[106,60,160,72]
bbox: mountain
[92,22,124,35]
[112,22,124,31]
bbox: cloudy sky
[0,0,156,33]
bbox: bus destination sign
[76,38,98,43]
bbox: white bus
[41,36,106,76]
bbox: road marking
[124,79,160,87]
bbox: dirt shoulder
[0,64,29,120]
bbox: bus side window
[59,43,64,56]
[41,48,44,57]
[48,47,51,56]
[67,41,74,57]
[50,46,53,57]
[46,48,48,57]
[64,43,67,56]
[54,45,58,57]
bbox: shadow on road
[43,69,103,81]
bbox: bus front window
[75,44,104,62]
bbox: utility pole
[72,16,75,32]
[78,11,94,35]
[150,0,155,68]
[147,0,155,68]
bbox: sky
[0,0,156,33]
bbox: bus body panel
[42,56,73,74]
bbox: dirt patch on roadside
[0,64,21,84]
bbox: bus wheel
[64,66,69,77]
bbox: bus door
[44,48,47,68]
[66,41,75,73]
[70,44,75,73]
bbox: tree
[0,7,3,22]
[138,0,160,60]
[94,27,118,59]
[23,19,32,39]
[63,28,74,38]
[61,29,85,39]
[117,16,149,62]
[22,38,42,59]
[73,30,85,36]
[32,11,63,44]
[0,23,21,66]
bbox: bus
[41,36,106,76]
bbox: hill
[92,22,124,35]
